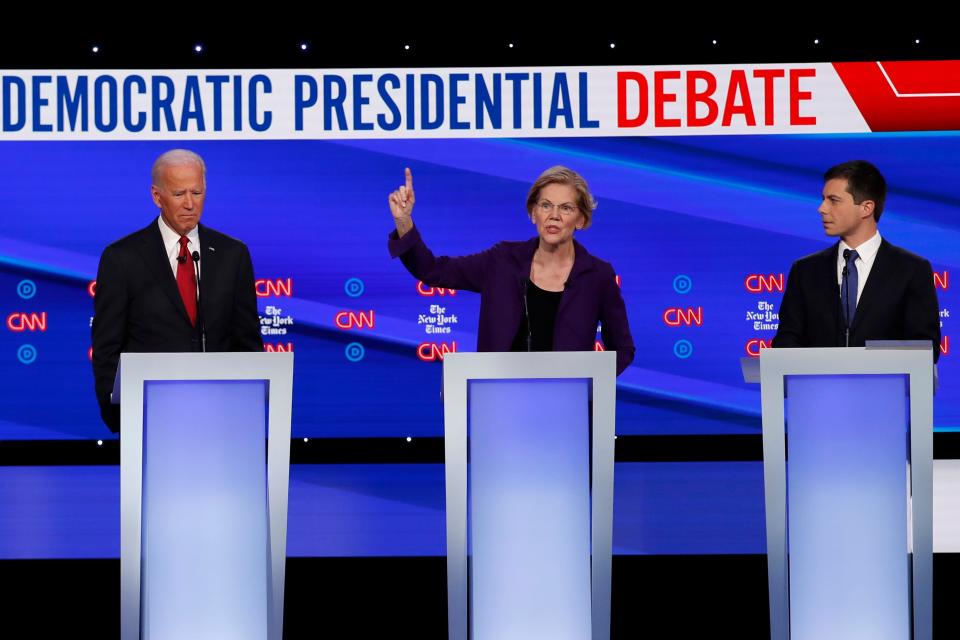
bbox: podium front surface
[442,351,616,640]
[117,352,293,640]
[757,347,933,640]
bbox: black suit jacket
[91,220,263,431]
[772,238,940,362]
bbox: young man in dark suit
[91,149,263,432]
[772,160,940,362]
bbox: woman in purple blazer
[388,166,635,375]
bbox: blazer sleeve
[772,261,806,349]
[387,225,495,293]
[230,242,265,352]
[903,256,942,363]
[599,264,635,375]
[91,245,126,433]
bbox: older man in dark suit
[772,160,940,362]
[91,149,263,432]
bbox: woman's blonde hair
[525,165,597,229]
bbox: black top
[511,279,563,352]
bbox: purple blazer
[389,226,635,374]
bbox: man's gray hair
[151,149,207,187]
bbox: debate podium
[744,344,935,640]
[115,352,293,640]
[442,351,617,640]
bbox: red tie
[176,236,197,326]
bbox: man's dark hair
[824,160,887,222]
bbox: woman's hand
[388,167,416,237]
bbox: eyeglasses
[536,200,579,216]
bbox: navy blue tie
[843,250,859,325]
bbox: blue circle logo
[673,339,693,359]
[344,278,365,298]
[17,280,37,299]
[17,344,37,364]
[672,275,692,294]
[345,342,365,362]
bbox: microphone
[522,278,532,352]
[841,249,851,347]
[191,250,206,353]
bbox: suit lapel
[198,224,219,325]
[556,239,595,320]
[818,243,841,334]
[850,239,890,333]
[136,220,192,325]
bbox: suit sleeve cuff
[387,225,421,258]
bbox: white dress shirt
[157,215,201,281]
[836,231,881,305]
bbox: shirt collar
[157,215,200,252]
[839,231,881,266]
